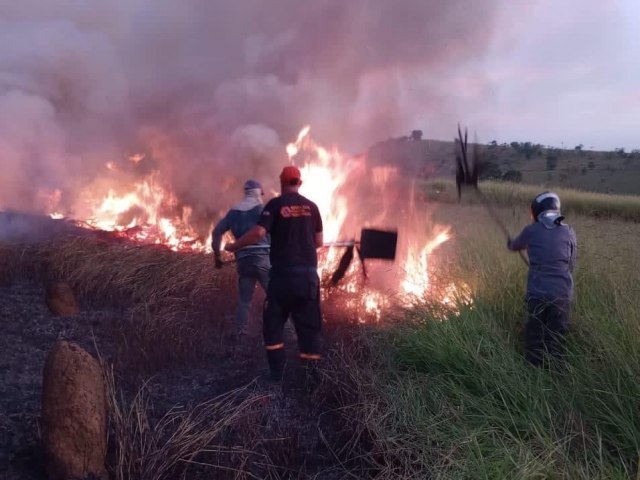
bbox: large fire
[42,126,470,320]
[286,126,470,319]
[47,156,211,252]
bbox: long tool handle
[476,190,530,266]
[322,240,358,248]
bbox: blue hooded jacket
[212,188,270,260]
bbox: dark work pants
[235,255,270,332]
[524,298,571,367]
[263,272,322,378]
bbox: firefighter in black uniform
[225,165,324,381]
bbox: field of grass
[331,192,640,478]
[2,181,638,478]
[424,178,640,222]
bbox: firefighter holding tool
[508,191,577,367]
[226,166,323,382]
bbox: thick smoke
[0,0,499,222]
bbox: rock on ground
[41,341,107,480]
[46,281,80,316]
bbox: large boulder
[46,281,80,316]
[41,341,107,480]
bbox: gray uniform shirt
[508,221,577,301]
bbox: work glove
[214,254,223,269]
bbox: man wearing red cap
[225,165,324,382]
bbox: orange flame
[75,169,208,252]
[41,126,471,319]
[285,126,468,319]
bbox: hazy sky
[1,0,638,214]
[461,0,640,150]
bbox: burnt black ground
[0,283,127,479]
[0,282,352,479]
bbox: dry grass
[1,234,356,478]
[104,365,270,480]
[424,178,640,222]
[314,331,436,480]
[0,236,238,372]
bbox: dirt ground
[0,278,359,479]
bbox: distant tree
[509,141,542,159]
[546,155,558,170]
[615,147,627,158]
[574,144,584,151]
[523,142,533,159]
[489,140,498,147]
[588,160,595,169]
[502,170,522,183]
[478,161,502,180]
[410,130,423,141]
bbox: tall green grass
[424,179,640,222]
[354,202,640,479]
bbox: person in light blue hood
[212,180,270,335]
[508,191,577,366]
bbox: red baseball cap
[280,165,302,185]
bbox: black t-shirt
[258,192,323,268]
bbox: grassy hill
[367,135,640,195]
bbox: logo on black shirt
[280,205,312,218]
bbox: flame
[129,153,145,164]
[286,126,469,320]
[287,127,355,243]
[70,169,208,252]
[401,228,451,301]
[40,125,470,320]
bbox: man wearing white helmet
[508,191,577,367]
[212,180,270,336]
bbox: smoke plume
[0,0,499,222]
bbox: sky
[378,1,640,151]
[0,0,638,214]
[471,0,640,151]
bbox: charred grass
[0,234,385,478]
